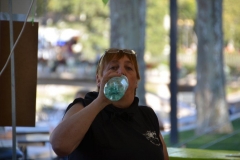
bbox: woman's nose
[117,67,126,75]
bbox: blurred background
[1,0,240,159]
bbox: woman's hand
[97,70,122,106]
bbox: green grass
[164,118,240,151]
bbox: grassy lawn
[164,118,240,151]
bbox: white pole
[8,0,17,159]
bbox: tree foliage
[42,0,109,59]
[36,0,240,61]
[178,0,196,20]
[36,0,170,62]
[223,0,240,49]
[145,0,168,63]
[48,0,74,14]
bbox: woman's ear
[96,74,101,87]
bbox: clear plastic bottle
[103,75,129,101]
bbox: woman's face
[101,55,138,98]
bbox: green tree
[109,0,147,105]
[145,0,168,64]
[195,0,233,134]
[48,0,74,14]
[178,0,196,20]
[177,0,196,50]
[42,0,110,59]
[223,0,240,50]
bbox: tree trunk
[109,0,147,105]
[195,0,233,134]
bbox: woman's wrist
[93,96,111,110]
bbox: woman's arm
[50,98,109,157]
[50,71,122,156]
[159,133,169,160]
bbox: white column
[0,0,36,21]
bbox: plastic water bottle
[104,75,129,101]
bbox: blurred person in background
[50,48,169,160]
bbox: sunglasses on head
[105,48,136,55]
[96,48,137,74]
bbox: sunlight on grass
[164,118,240,151]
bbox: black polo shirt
[65,92,164,160]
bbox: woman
[50,48,169,160]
